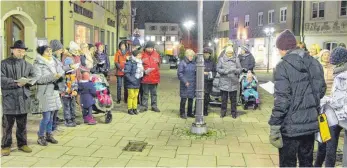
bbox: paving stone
[148,149,176,158]
[34,146,72,158]
[238,135,262,143]
[113,129,140,136]
[188,155,217,167]
[177,146,203,155]
[270,154,279,166]
[66,147,98,157]
[91,136,122,146]
[136,130,161,138]
[0,156,15,164]
[132,123,155,129]
[228,143,254,154]
[89,131,115,139]
[112,123,134,131]
[217,154,246,167]
[152,145,178,150]
[64,157,100,167]
[245,128,267,135]
[167,139,192,147]
[158,158,188,167]
[146,137,169,146]
[243,154,274,167]
[31,157,71,167]
[132,156,161,162]
[252,143,278,154]
[91,146,123,159]
[95,158,130,167]
[67,130,93,137]
[2,156,39,167]
[153,122,176,131]
[64,137,97,148]
[126,159,158,167]
[160,130,173,136]
[203,145,230,156]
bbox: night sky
[133,1,223,40]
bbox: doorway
[4,16,25,57]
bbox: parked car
[169,55,179,69]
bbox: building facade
[303,1,347,51]
[228,1,302,69]
[144,22,181,56]
[1,0,132,65]
[214,0,229,56]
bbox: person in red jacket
[140,41,161,112]
[114,41,131,104]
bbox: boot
[128,109,135,115]
[89,115,97,125]
[231,111,237,119]
[84,115,97,125]
[18,145,32,153]
[46,133,58,144]
[71,118,80,126]
[65,120,75,127]
[151,107,161,112]
[117,100,121,104]
[220,110,226,118]
[132,109,139,115]
[1,147,11,156]
[37,136,48,146]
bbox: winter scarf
[132,56,144,79]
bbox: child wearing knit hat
[78,71,97,125]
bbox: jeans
[128,89,140,110]
[204,93,210,115]
[220,90,237,114]
[52,110,59,131]
[117,76,128,102]
[62,97,76,121]
[38,111,54,137]
[82,106,93,117]
[315,125,343,167]
[279,134,315,167]
[141,84,158,109]
[180,98,194,116]
[1,114,28,148]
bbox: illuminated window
[171,36,176,42]
[150,36,155,41]
[75,24,91,44]
[245,15,249,27]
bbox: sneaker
[18,145,32,153]
[132,109,139,115]
[256,99,260,104]
[151,107,161,112]
[1,147,11,156]
[139,106,148,112]
[180,114,187,119]
[37,136,48,146]
[128,109,135,115]
[46,134,58,144]
[65,120,75,127]
[116,100,121,104]
[85,115,97,125]
[71,119,81,126]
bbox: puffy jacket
[141,51,161,84]
[62,53,82,81]
[216,54,242,92]
[177,58,196,98]
[95,52,110,70]
[329,71,347,121]
[204,58,216,93]
[114,50,130,76]
[124,59,141,89]
[78,80,96,108]
[269,49,326,137]
[238,53,255,71]
[1,57,38,115]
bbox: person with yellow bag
[268,30,326,167]
[315,46,347,167]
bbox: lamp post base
[191,123,207,135]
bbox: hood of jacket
[282,49,312,73]
[334,71,347,91]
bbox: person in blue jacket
[78,71,97,125]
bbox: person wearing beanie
[238,45,255,72]
[314,46,347,167]
[94,42,110,78]
[269,29,326,167]
[139,41,161,112]
[50,40,64,58]
[34,45,65,146]
[216,45,242,118]
[202,47,216,116]
[78,71,97,125]
[114,41,131,104]
[124,48,144,115]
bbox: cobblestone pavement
[1,65,344,167]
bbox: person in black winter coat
[268,30,326,167]
[203,47,216,116]
[238,46,255,72]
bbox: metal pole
[191,0,207,135]
[188,30,190,48]
[116,8,119,51]
[266,35,270,73]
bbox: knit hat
[36,45,50,55]
[276,29,297,50]
[50,40,63,52]
[240,45,250,53]
[95,42,103,49]
[330,47,347,65]
[69,41,80,55]
[145,41,155,49]
[132,47,142,57]
[203,47,213,54]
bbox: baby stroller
[90,62,113,123]
[239,70,259,110]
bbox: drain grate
[123,141,148,152]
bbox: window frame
[150,25,157,31]
[245,15,250,27]
[268,9,274,24]
[311,2,325,19]
[258,12,263,26]
[324,41,338,51]
[280,7,287,23]
[340,0,347,17]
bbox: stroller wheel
[253,104,258,110]
[105,111,112,124]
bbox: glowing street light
[208,42,212,47]
[263,27,275,73]
[145,36,150,41]
[214,38,219,44]
[183,20,195,48]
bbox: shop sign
[107,18,115,27]
[305,20,347,35]
[74,3,93,19]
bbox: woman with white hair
[216,46,242,118]
[177,49,196,119]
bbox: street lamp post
[191,0,207,135]
[183,20,195,48]
[263,27,275,73]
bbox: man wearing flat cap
[1,40,38,156]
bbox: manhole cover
[123,141,148,152]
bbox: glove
[269,125,283,148]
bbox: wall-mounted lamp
[44,16,56,21]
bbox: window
[223,14,229,22]
[312,2,325,18]
[324,42,338,51]
[161,36,166,42]
[280,7,287,22]
[341,1,347,16]
[258,12,263,26]
[245,15,250,27]
[234,17,238,28]
[160,26,168,32]
[94,27,99,43]
[268,10,274,24]
[166,36,171,42]
[150,36,155,41]
[150,26,157,31]
[100,29,105,44]
[170,26,177,31]
[75,23,91,44]
[171,36,176,42]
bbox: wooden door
[5,16,25,57]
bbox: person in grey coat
[216,46,242,118]
[177,49,196,119]
[34,45,65,146]
[238,46,255,72]
[268,30,326,167]
[1,40,38,156]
